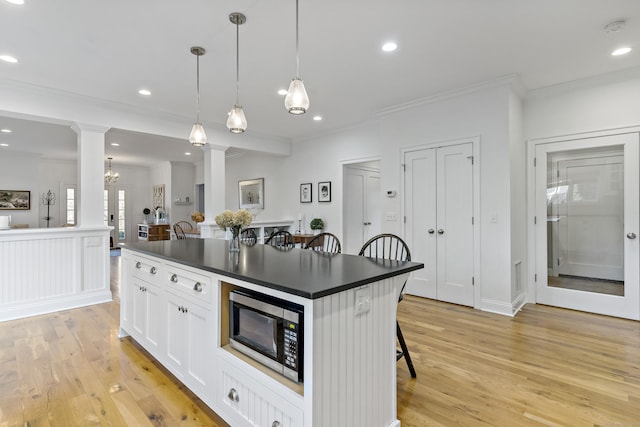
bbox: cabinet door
[131,278,162,357]
[165,293,213,396]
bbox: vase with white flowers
[215,209,253,252]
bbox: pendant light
[284,0,309,114]
[227,13,248,133]
[188,46,207,146]
[104,157,119,186]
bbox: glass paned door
[105,186,129,244]
[535,133,639,320]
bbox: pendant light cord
[196,53,201,122]
[236,19,240,105]
[295,0,300,79]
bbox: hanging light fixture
[227,12,248,133]
[104,157,119,186]
[188,46,207,146]
[284,0,309,114]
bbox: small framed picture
[318,181,331,203]
[300,183,312,203]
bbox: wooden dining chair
[358,233,416,378]
[306,232,341,253]
[265,230,295,248]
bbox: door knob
[428,228,435,234]
[627,232,637,239]
[437,229,445,234]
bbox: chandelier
[104,157,119,186]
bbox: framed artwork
[318,181,331,203]
[239,178,264,209]
[300,183,312,203]
[152,184,165,210]
[0,190,30,210]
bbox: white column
[72,123,109,227]
[199,144,228,238]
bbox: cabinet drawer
[219,357,303,427]
[130,256,163,281]
[165,264,212,307]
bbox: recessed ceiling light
[111,142,120,146]
[185,152,192,156]
[138,89,151,96]
[612,47,632,56]
[382,42,397,52]
[0,55,18,63]
[0,143,8,147]
[5,0,25,5]
[1,129,11,133]
[277,89,288,96]
[313,116,322,121]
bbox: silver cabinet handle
[428,228,435,234]
[149,267,157,275]
[437,229,445,234]
[627,232,637,239]
[193,282,203,292]
[170,274,178,282]
[227,388,239,403]
[272,422,281,427]
[135,261,142,269]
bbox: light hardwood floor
[1,258,639,426]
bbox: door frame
[400,136,481,309]
[526,126,640,318]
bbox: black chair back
[358,233,411,261]
[173,223,186,240]
[265,230,295,248]
[306,232,341,253]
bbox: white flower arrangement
[214,209,253,231]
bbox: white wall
[38,158,77,227]
[170,161,196,223]
[0,152,42,227]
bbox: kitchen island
[120,238,423,427]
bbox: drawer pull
[193,282,203,292]
[149,267,157,275]
[170,274,178,283]
[272,422,281,427]
[135,261,142,269]
[227,388,239,403]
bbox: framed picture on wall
[318,181,331,203]
[0,190,30,210]
[239,178,264,209]
[300,183,312,203]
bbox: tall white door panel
[343,164,381,255]
[405,142,474,306]
[436,144,474,306]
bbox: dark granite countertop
[123,238,424,299]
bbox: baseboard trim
[0,291,113,322]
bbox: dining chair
[358,233,417,378]
[265,230,295,248]
[306,232,341,253]
[173,223,186,240]
[240,228,257,245]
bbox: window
[118,189,126,240]
[66,187,76,225]
[104,189,109,226]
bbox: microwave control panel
[283,322,299,369]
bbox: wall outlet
[355,286,370,316]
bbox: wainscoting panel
[0,227,112,321]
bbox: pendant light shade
[285,0,309,114]
[189,46,207,147]
[284,78,309,114]
[227,12,248,133]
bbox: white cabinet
[163,263,215,399]
[131,277,162,357]
[218,356,303,427]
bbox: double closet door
[404,142,475,306]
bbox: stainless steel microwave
[229,289,304,383]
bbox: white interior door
[105,185,129,244]
[436,143,474,306]
[535,133,639,320]
[405,142,474,306]
[343,163,380,254]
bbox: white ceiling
[1,0,639,166]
